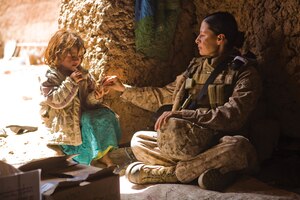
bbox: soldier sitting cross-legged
[103,11,263,191]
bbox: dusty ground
[0,60,62,167]
[1,60,300,200]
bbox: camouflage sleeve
[40,71,79,109]
[181,65,262,131]
[120,81,177,112]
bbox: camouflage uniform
[121,53,262,182]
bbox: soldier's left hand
[154,111,182,131]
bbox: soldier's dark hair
[204,11,244,49]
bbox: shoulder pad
[189,57,205,65]
[231,56,248,69]
[185,57,203,76]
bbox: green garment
[60,107,121,165]
[135,0,181,60]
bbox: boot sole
[125,161,143,183]
[198,168,237,191]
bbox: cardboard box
[0,169,41,200]
[44,176,119,199]
[19,155,120,200]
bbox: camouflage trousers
[131,118,259,183]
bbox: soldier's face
[195,21,220,57]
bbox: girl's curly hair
[44,29,86,67]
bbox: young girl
[40,29,121,167]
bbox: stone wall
[59,0,300,143]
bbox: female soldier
[104,11,262,191]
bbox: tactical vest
[180,56,250,111]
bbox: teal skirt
[60,107,121,165]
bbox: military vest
[180,56,249,111]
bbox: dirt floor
[1,60,300,200]
[0,61,58,167]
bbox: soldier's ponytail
[234,31,245,49]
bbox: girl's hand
[154,111,183,131]
[102,75,125,92]
[94,85,109,99]
[70,70,85,83]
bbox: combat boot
[198,168,237,191]
[125,162,178,184]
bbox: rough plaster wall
[59,0,196,144]
[193,0,300,138]
[59,0,300,143]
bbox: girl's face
[60,48,83,72]
[195,21,220,57]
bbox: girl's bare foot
[99,154,116,168]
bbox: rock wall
[59,0,300,143]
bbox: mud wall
[193,0,300,139]
[1,0,299,143]
[0,0,60,42]
[59,0,196,144]
[0,0,60,59]
[59,0,300,144]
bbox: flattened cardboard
[18,155,120,200]
[18,154,77,173]
[43,173,119,200]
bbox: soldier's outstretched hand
[102,75,125,92]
